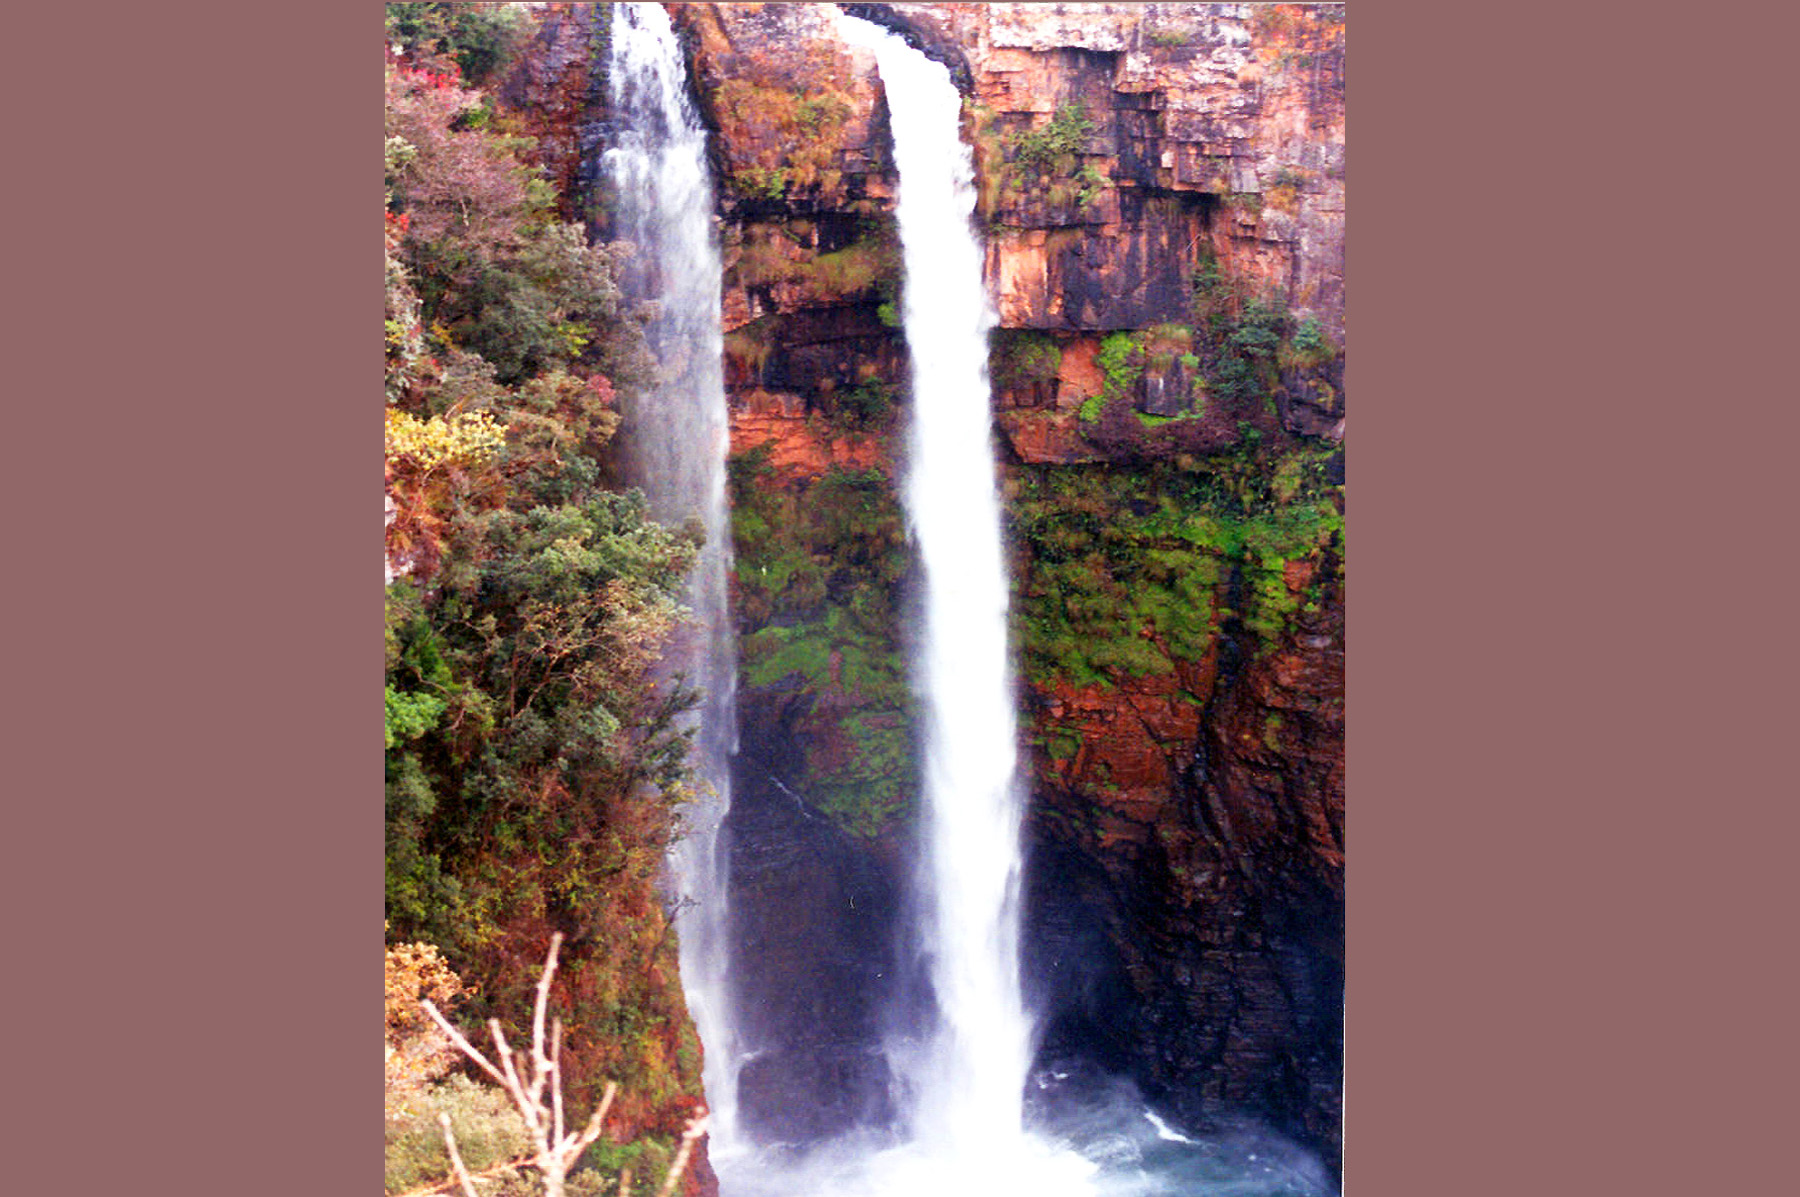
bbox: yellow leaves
[385,940,466,1035]
[385,940,470,1114]
[385,408,507,474]
[385,410,510,581]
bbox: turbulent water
[602,0,743,1148]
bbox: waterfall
[597,9,1335,1195]
[778,15,1084,1194]
[836,15,1029,1152]
[602,1,742,1149]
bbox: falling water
[837,11,1028,1153]
[783,14,1088,1193]
[602,1,742,1148]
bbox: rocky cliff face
[663,0,1345,1173]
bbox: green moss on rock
[729,450,918,838]
[1008,448,1342,688]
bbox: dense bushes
[383,14,706,1170]
[1187,249,1338,410]
[385,2,531,87]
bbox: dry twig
[421,933,621,1197]
[436,1112,482,1197]
[391,1151,534,1197]
[653,1111,712,1197]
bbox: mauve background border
[10,1,1792,1194]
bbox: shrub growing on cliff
[732,224,896,305]
[990,330,1063,405]
[832,377,895,429]
[1185,257,1336,411]
[988,101,1109,221]
[1228,299,1282,360]
[729,451,918,837]
[1009,101,1096,174]
[1008,456,1343,686]
[386,2,530,86]
[1279,315,1339,372]
[385,7,705,1140]
[713,59,858,200]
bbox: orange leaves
[385,940,471,1113]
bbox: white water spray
[602,1,743,1148]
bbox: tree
[384,5,705,1147]
[420,935,709,1197]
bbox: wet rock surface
[724,703,907,1145]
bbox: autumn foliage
[383,6,710,1184]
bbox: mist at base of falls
[711,1061,1335,1197]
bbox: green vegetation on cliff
[1008,447,1343,690]
[991,329,1063,392]
[728,220,899,306]
[729,448,917,837]
[712,56,858,201]
[973,100,1110,225]
[1189,248,1340,412]
[384,27,705,1176]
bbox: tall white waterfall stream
[836,10,1031,1158]
[602,1,743,1150]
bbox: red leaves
[390,60,463,93]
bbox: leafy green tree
[386,61,655,390]
[384,13,705,1137]
[385,2,531,87]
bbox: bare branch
[572,1081,618,1157]
[534,933,562,1064]
[420,934,633,1197]
[420,999,510,1088]
[488,1019,535,1136]
[652,1112,712,1197]
[551,1018,566,1148]
[436,1113,482,1197]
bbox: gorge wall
[522,0,1345,1177]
